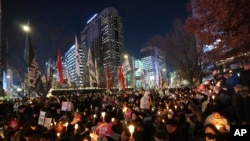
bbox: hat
[234,84,243,89]
[18,105,27,110]
[166,119,178,127]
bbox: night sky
[2,0,189,72]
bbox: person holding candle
[22,121,48,141]
[204,107,230,133]
[121,126,135,141]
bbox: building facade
[140,46,167,89]
[80,7,124,88]
[132,58,144,88]
[64,43,86,87]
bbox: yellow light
[57,132,60,138]
[124,54,128,59]
[22,25,30,32]
[128,125,135,136]
[74,124,79,130]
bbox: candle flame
[128,125,135,134]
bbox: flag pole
[23,20,45,98]
[23,20,31,100]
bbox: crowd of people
[0,62,249,141]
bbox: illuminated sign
[87,13,98,24]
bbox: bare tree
[146,19,211,87]
[185,0,250,62]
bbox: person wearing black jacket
[239,62,250,88]
[17,105,34,130]
[165,119,186,141]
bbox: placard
[61,102,73,111]
[95,122,112,136]
[38,111,46,125]
[43,118,52,130]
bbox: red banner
[106,64,111,89]
[57,48,64,85]
[118,66,125,90]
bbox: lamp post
[22,23,31,100]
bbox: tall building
[132,58,143,88]
[80,7,124,88]
[140,46,167,88]
[64,43,86,87]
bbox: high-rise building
[140,46,167,88]
[132,58,143,88]
[80,7,124,88]
[64,43,86,87]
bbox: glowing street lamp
[22,25,30,33]
[124,54,128,59]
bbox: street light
[22,22,31,99]
[22,25,30,33]
[124,54,128,59]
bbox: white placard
[38,111,46,125]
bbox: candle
[74,124,79,134]
[57,132,60,138]
[111,118,115,122]
[123,107,127,113]
[93,114,96,118]
[162,119,165,123]
[128,125,135,137]
[101,112,106,122]
[50,123,53,129]
[174,105,177,109]
[65,122,68,132]
[215,124,221,130]
[74,124,79,130]
[212,95,215,100]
